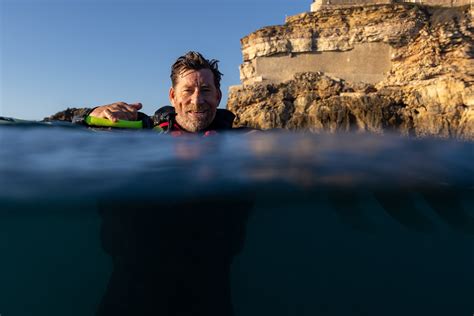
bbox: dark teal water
[0,127,473,316]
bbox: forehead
[176,69,216,88]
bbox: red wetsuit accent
[158,122,218,137]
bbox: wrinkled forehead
[176,68,216,87]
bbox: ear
[216,89,222,106]
[169,87,176,107]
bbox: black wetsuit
[97,195,253,316]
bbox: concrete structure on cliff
[310,0,471,11]
[237,8,396,86]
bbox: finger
[115,110,138,121]
[128,102,142,110]
[104,109,119,122]
[115,104,141,113]
[117,105,139,120]
[115,109,138,121]
[116,105,136,114]
[117,112,134,121]
[113,102,128,107]
[91,103,124,117]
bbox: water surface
[0,127,473,316]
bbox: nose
[191,90,204,105]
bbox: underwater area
[0,126,473,316]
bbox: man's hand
[89,102,143,122]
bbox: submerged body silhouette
[96,195,253,316]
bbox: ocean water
[0,126,473,316]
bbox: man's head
[169,51,223,132]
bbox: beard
[176,108,217,132]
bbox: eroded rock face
[227,4,474,139]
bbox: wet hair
[170,51,223,89]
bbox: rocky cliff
[227,4,473,139]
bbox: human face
[169,69,222,132]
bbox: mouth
[188,110,209,118]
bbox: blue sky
[1,0,310,120]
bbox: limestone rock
[43,107,91,122]
[227,4,474,139]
